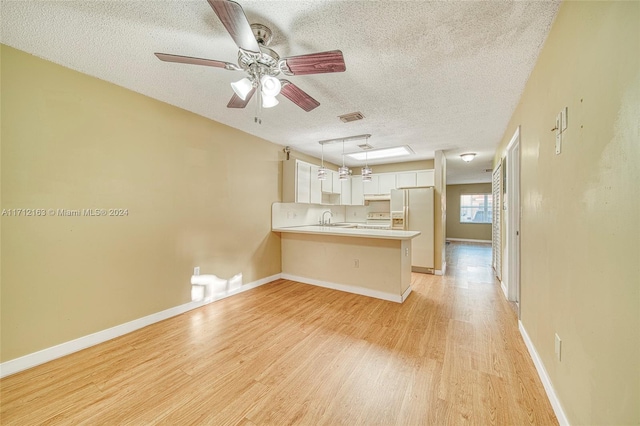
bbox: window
[460,193,492,224]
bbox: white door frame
[504,126,521,311]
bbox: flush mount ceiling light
[460,153,477,162]
[346,145,413,161]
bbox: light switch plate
[555,132,562,155]
[555,333,562,361]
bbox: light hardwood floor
[0,242,557,425]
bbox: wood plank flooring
[0,242,558,425]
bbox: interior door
[505,127,521,310]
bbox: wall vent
[483,168,493,173]
[338,112,365,123]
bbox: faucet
[321,210,333,225]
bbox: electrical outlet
[354,259,359,268]
[194,266,200,276]
[555,333,562,361]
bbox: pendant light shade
[362,166,372,182]
[338,166,349,180]
[231,77,253,100]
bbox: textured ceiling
[0,0,559,184]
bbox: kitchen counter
[272,225,420,240]
[273,225,418,303]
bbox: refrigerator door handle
[405,206,409,230]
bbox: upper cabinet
[417,170,435,187]
[309,165,322,204]
[296,161,311,203]
[396,172,417,188]
[284,158,434,205]
[362,175,379,195]
[379,174,396,194]
[351,176,364,205]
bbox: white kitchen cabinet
[296,161,311,203]
[340,178,352,205]
[379,174,396,194]
[351,176,364,205]
[396,172,417,188]
[332,172,342,195]
[309,165,322,204]
[321,171,333,193]
[362,175,379,195]
[417,170,435,187]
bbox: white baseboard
[519,320,570,426]
[281,273,405,303]
[401,285,412,302]
[434,261,446,276]
[0,273,280,378]
[446,238,492,243]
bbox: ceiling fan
[155,0,346,119]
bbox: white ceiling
[0,0,559,184]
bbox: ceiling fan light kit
[155,0,346,121]
[231,77,253,100]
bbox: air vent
[338,112,365,123]
[483,168,493,173]
[358,143,374,150]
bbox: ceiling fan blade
[280,50,346,76]
[207,0,260,54]
[280,80,320,112]
[227,87,256,108]
[155,53,236,69]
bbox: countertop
[272,225,421,240]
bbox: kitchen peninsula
[272,203,420,303]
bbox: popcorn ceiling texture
[0,0,559,183]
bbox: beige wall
[446,183,492,241]
[493,2,639,424]
[0,45,283,362]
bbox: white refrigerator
[391,187,435,271]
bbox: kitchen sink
[317,223,357,228]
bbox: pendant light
[361,135,372,182]
[318,142,327,180]
[338,139,349,180]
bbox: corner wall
[0,45,283,362]
[493,2,639,424]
